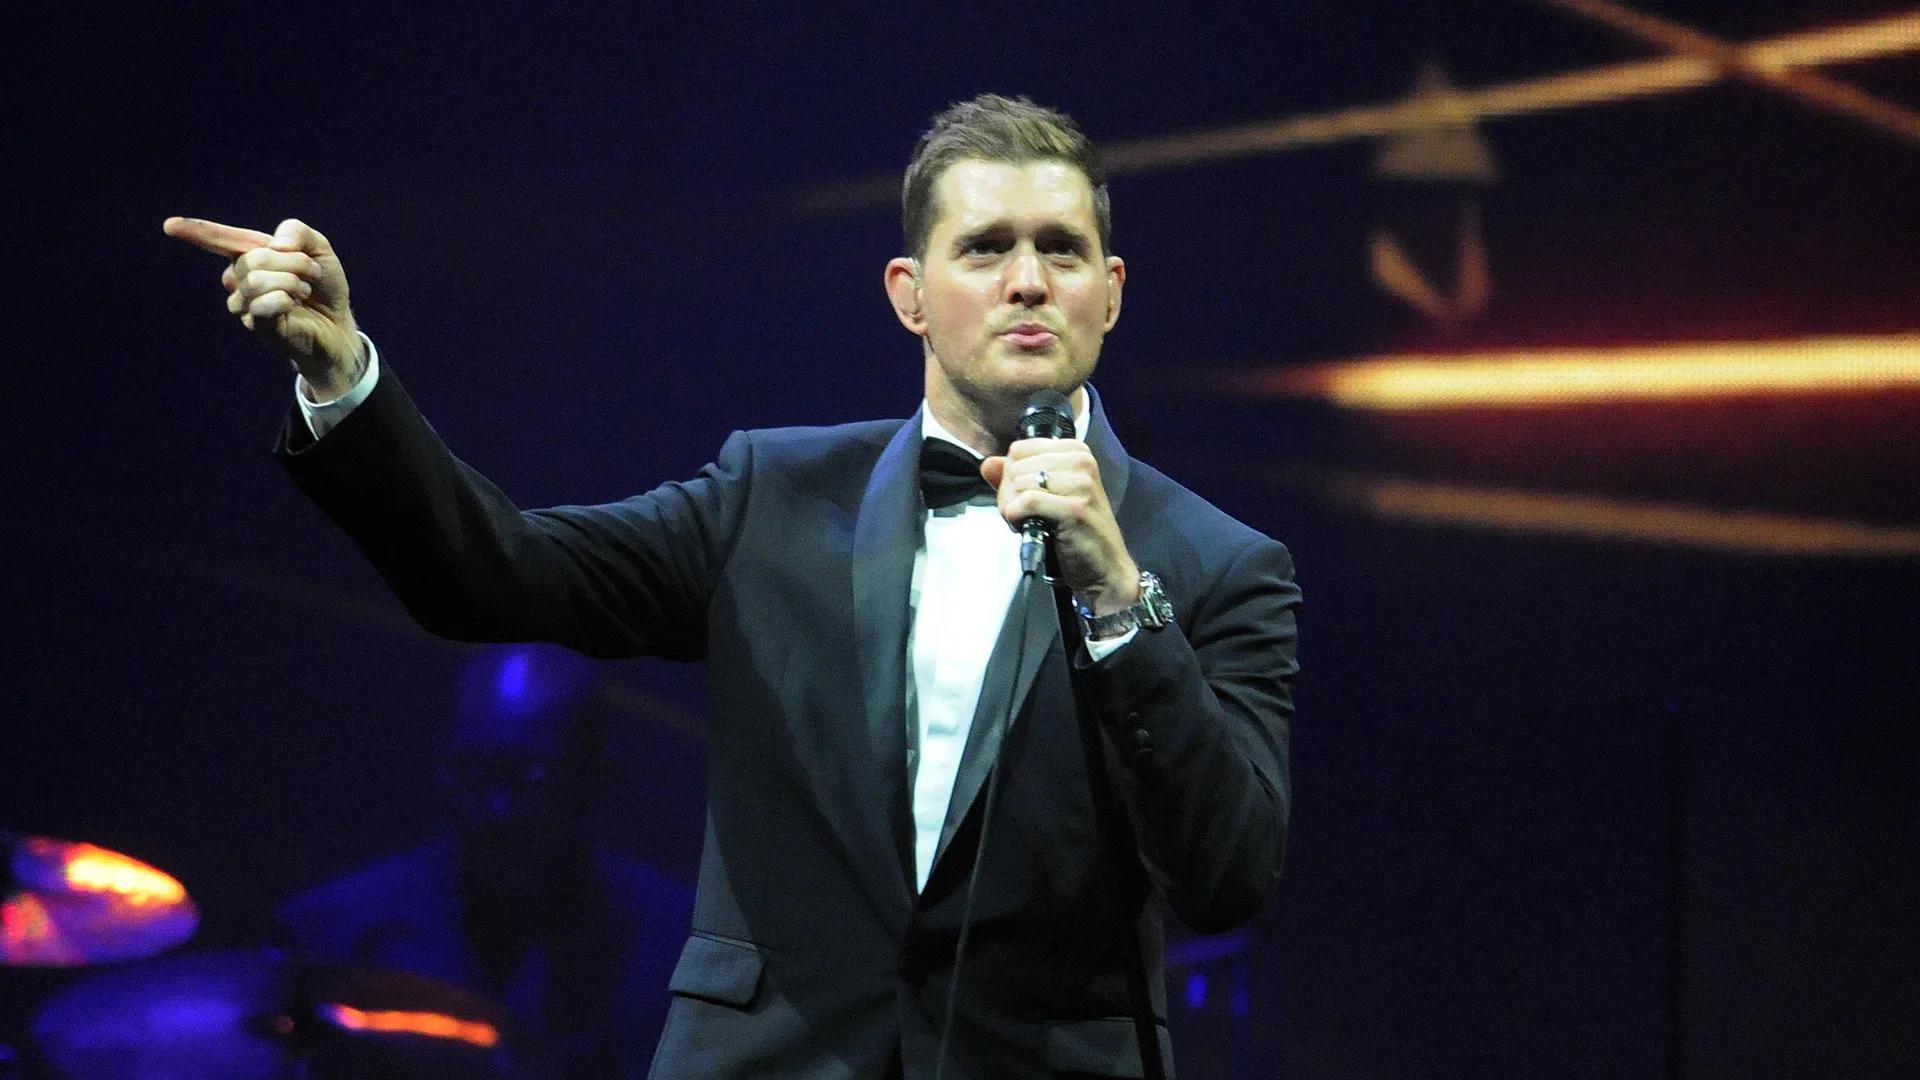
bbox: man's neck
[924,385,1089,457]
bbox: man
[277,643,695,1077]
[167,94,1299,1079]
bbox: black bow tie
[920,438,995,509]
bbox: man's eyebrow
[1035,223,1094,254]
[949,222,1014,253]
[948,220,1094,254]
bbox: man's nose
[1003,251,1048,305]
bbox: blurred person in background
[277,643,695,1078]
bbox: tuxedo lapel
[927,572,1060,881]
[1084,385,1132,512]
[851,413,926,899]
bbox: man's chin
[983,348,1088,393]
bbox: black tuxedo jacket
[279,368,1300,1079]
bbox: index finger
[163,217,275,259]
[1006,436,1087,458]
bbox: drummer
[276,643,693,1077]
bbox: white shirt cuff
[296,332,380,440]
[1084,627,1138,662]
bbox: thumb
[980,456,1007,488]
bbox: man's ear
[885,257,926,334]
[1104,255,1126,331]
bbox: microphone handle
[1016,392,1074,578]
[1019,518,1049,577]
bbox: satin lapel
[928,573,1059,880]
[1085,384,1132,512]
[851,413,925,901]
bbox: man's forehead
[929,159,1097,237]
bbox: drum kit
[2,831,528,1079]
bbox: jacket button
[1131,728,1152,749]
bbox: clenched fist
[164,217,365,402]
[982,438,1141,615]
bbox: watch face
[1138,571,1172,627]
[1145,592,1173,624]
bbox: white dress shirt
[909,406,1132,889]
[298,350,1134,892]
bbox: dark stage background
[4,2,1917,1076]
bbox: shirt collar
[919,386,1092,459]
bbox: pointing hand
[164,216,365,401]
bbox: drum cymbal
[2,832,197,967]
[32,949,289,1080]
[33,949,530,1080]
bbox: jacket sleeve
[276,363,750,660]
[1079,536,1300,933]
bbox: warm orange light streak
[1233,334,1920,410]
[795,12,1920,210]
[1309,473,1920,556]
[1101,9,1920,167]
[59,845,187,906]
[1749,14,1920,68]
[1534,0,1920,149]
[319,1003,500,1048]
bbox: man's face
[443,750,583,875]
[890,159,1124,434]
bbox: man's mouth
[1000,323,1058,349]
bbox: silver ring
[1036,470,1050,491]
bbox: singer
[166,94,1300,1080]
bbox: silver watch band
[1075,570,1171,641]
[1080,605,1142,641]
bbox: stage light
[1228,334,1920,410]
[799,12,1920,210]
[319,1003,501,1048]
[1304,472,1920,556]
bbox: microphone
[1017,389,1075,577]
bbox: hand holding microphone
[980,391,1142,614]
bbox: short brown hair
[902,94,1111,260]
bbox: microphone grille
[1019,390,1075,440]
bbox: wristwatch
[1076,570,1174,641]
